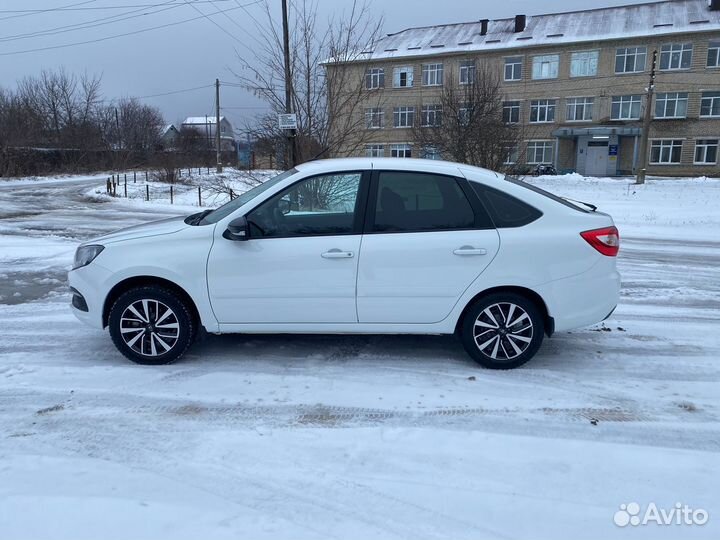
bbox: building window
[611,95,642,120]
[421,104,442,127]
[390,143,412,158]
[421,146,442,160]
[527,141,554,164]
[650,140,683,164]
[566,97,594,121]
[458,105,471,126]
[532,55,559,79]
[570,51,599,77]
[504,56,523,81]
[655,92,688,119]
[422,63,443,86]
[700,91,720,117]
[615,46,647,73]
[660,43,693,70]
[365,144,384,157]
[365,107,384,129]
[392,66,414,88]
[530,99,556,123]
[708,40,720,68]
[694,139,718,164]
[502,101,520,124]
[365,68,384,89]
[459,60,476,85]
[393,106,415,128]
[503,146,519,165]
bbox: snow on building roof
[352,0,720,62]
[181,116,229,125]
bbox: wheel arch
[455,285,555,337]
[102,276,201,329]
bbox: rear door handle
[453,246,487,256]
[321,249,354,259]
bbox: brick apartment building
[328,0,720,176]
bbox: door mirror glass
[247,172,363,238]
[223,216,249,241]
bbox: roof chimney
[710,0,720,11]
[514,14,526,33]
[480,19,489,36]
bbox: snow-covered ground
[0,172,718,539]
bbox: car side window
[372,171,477,232]
[247,172,363,238]
[472,184,542,228]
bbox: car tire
[461,292,544,370]
[108,286,195,365]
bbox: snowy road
[1,174,719,539]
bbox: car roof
[295,157,501,181]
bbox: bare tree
[232,0,384,165]
[411,62,530,172]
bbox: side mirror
[223,216,249,241]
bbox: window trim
[700,92,720,118]
[529,99,557,123]
[611,94,642,120]
[531,54,559,80]
[570,50,600,78]
[693,139,719,165]
[659,42,693,71]
[365,67,385,89]
[363,170,494,234]
[421,62,444,86]
[654,92,689,119]
[615,46,647,74]
[566,96,594,122]
[245,170,371,239]
[504,56,523,82]
[708,40,720,68]
[459,60,476,85]
[527,140,555,164]
[649,139,684,165]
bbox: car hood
[88,215,190,245]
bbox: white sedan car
[69,158,620,369]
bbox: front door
[357,170,500,324]
[207,171,368,324]
[585,141,609,176]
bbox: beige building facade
[329,0,720,177]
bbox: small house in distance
[181,116,236,152]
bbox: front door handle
[321,249,354,259]
[453,246,487,256]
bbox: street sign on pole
[278,113,298,130]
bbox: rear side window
[372,171,477,232]
[505,177,590,213]
[472,184,542,228]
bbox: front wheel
[460,293,544,369]
[108,286,195,365]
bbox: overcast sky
[0,0,651,133]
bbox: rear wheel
[108,286,195,365]
[460,293,544,369]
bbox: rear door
[356,170,500,324]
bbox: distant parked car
[69,158,620,369]
[533,163,558,176]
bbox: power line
[0,0,96,22]
[0,1,183,44]
[0,1,261,57]
[0,1,231,13]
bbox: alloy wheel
[119,299,180,357]
[473,302,534,361]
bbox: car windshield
[199,168,298,225]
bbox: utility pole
[636,49,657,185]
[215,78,222,173]
[281,0,296,168]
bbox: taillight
[580,226,620,257]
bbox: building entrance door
[585,141,609,177]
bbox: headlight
[73,245,104,270]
